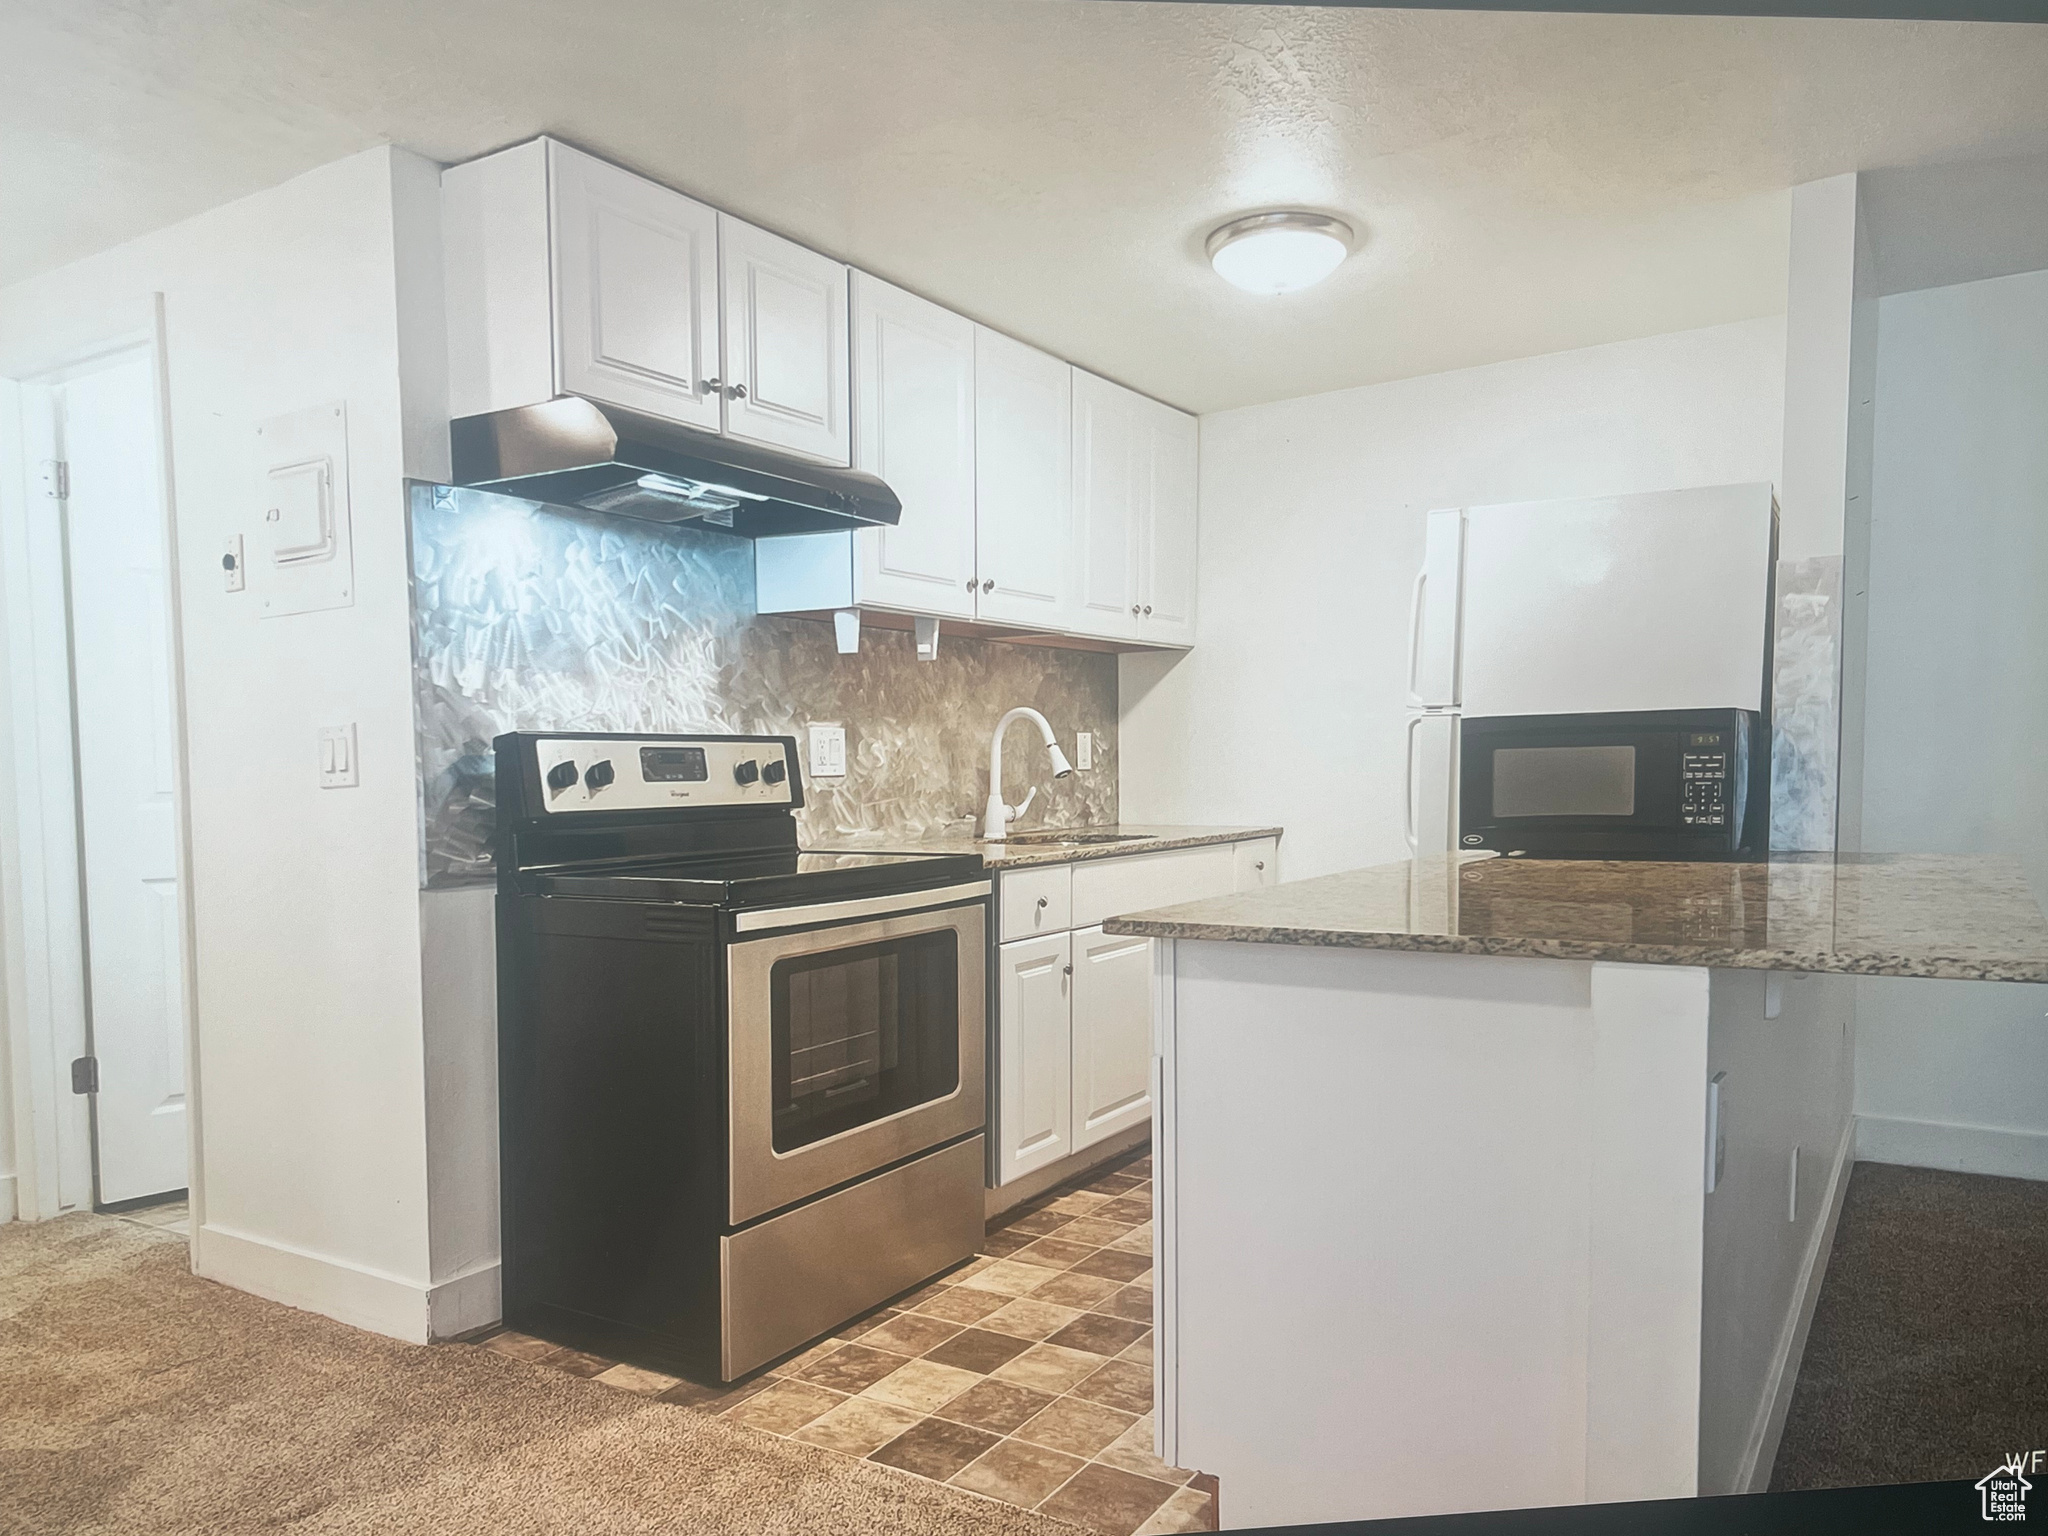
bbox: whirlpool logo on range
[1979,1453,2044,1522]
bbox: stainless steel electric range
[493,730,988,1381]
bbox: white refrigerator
[1404,482,1778,857]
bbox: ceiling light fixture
[1206,212,1354,295]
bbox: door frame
[0,297,203,1227]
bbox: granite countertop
[1103,853,2048,982]
[813,824,1283,869]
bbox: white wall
[1851,266,2048,1181]
[1121,316,1787,877]
[0,148,449,1334]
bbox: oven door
[726,890,987,1225]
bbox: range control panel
[531,735,799,813]
[1679,731,1731,828]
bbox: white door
[56,353,190,1205]
[974,328,1073,628]
[1137,398,1198,647]
[547,139,722,432]
[850,272,977,616]
[1459,484,1776,717]
[1070,924,1153,1152]
[1406,712,1461,858]
[720,213,851,465]
[996,932,1073,1184]
[1410,508,1465,710]
[1070,370,1141,641]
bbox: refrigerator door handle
[1405,569,1428,707]
[1404,716,1422,854]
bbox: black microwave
[1458,708,1768,860]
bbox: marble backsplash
[409,486,1118,887]
[1770,555,1843,853]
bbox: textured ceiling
[7,1,2048,411]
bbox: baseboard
[193,1223,432,1344]
[0,1173,15,1225]
[985,1123,1150,1219]
[1855,1115,2048,1182]
[1735,1117,1854,1493]
[427,1259,502,1341]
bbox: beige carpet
[0,1214,1078,1536]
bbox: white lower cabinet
[996,932,1074,1184]
[1071,925,1155,1151]
[992,837,1279,1186]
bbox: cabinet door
[974,328,1073,629]
[850,273,977,616]
[719,213,851,465]
[1233,837,1278,890]
[1070,371,1141,640]
[997,933,1074,1185]
[1071,924,1154,1152]
[547,140,721,432]
[1138,397,1198,647]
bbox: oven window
[769,931,960,1154]
[1492,745,1637,817]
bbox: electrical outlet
[808,723,847,779]
[1076,731,1093,771]
[318,724,358,788]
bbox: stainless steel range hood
[448,397,901,537]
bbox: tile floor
[114,1198,190,1236]
[478,1150,1216,1535]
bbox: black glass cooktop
[529,848,985,908]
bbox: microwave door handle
[1405,568,1428,707]
[1404,716,1421,855]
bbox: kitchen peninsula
[1108,854,2048,1530]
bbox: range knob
[584,759,615,792]
[545,760,579,793]
[733,759,760,786]
[762,758,788,786]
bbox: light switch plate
[318,724,358,788]
[808,723,847,779]
[1075,731,1093,771]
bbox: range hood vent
[448,397,901,537]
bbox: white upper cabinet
[549,141,722,431]
[1138,396,1199,647]
[719,214,851,466]
[1068,373,1197,646]
[1071,370,1143,641]
[850,273,977,615]
[974,327,1073,629]
[442,138,848,465]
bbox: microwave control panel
[1680,731,1731,827]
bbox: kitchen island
[1105,854,2048,1530]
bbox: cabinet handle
[966,578,978,591]
[1037,897,1049,909]
[700,377,722,395]
[1063,964,1073,976]
[982,579,995,592]
[1255,860,1266,871]
[1131,604,1141,615]
[1143,604,1153,615]
[726,383,748,401]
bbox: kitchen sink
[995,830,1152,845]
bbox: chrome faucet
[982,707,1074,840]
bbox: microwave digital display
[1491,745,1637,818]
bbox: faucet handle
[1010,786,1038,823]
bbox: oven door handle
[731,880,992,934]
